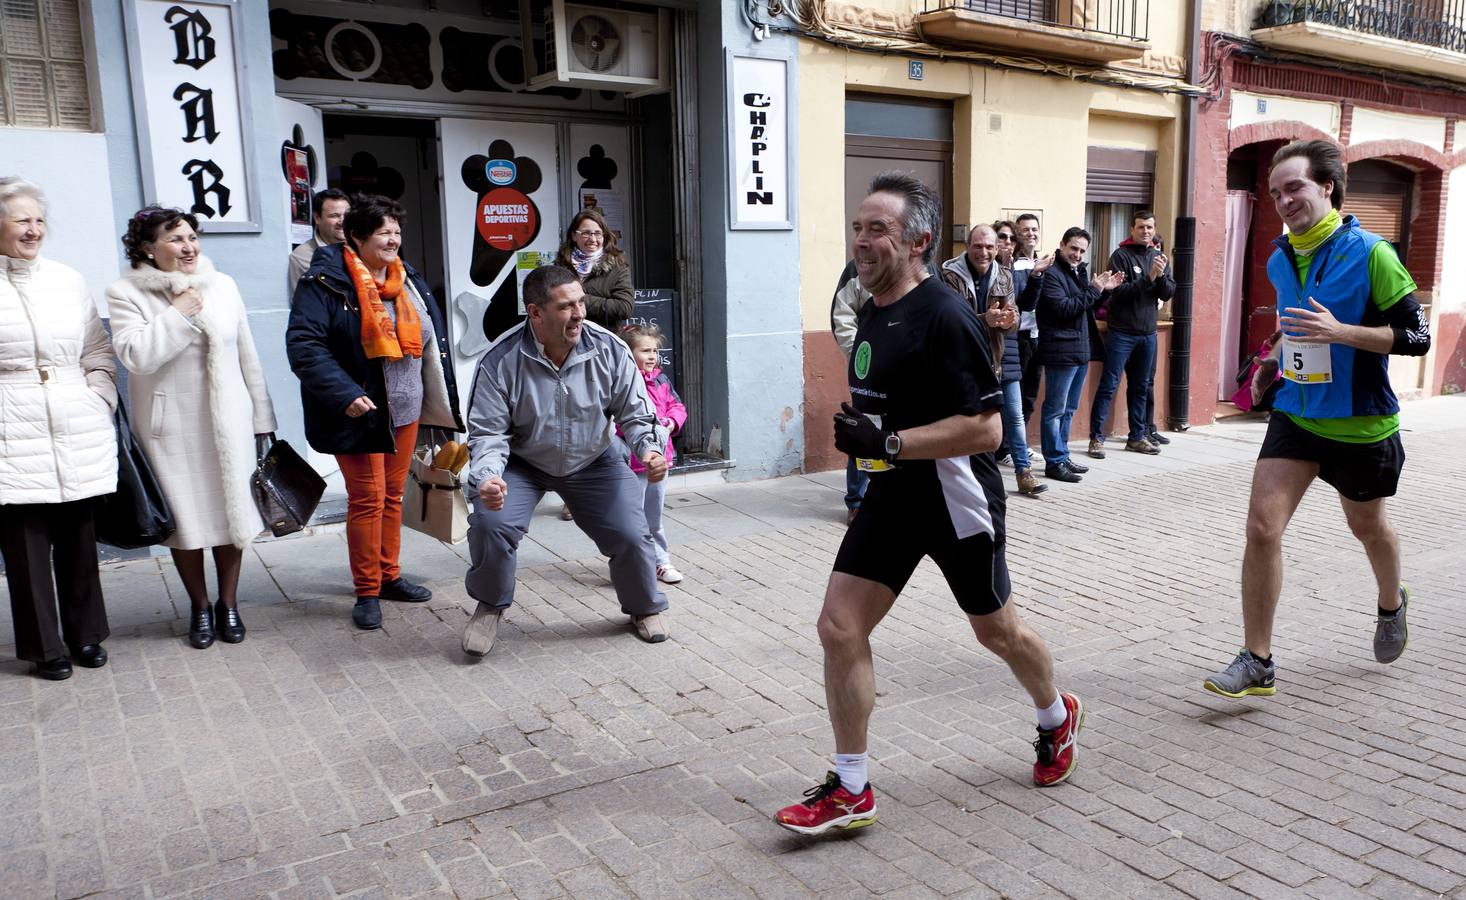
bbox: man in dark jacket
[1037,227,1122,482]
[1088,211,1173,458]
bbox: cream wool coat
[0,255,118,503]
[106,257,277,549]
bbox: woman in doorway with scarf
[287,194,463,631]
[553,208,633,333]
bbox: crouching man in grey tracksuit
[461,265,670,657]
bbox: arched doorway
[1225,139,1291,370]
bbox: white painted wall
[0,130,119,313]
[1351,107,1446,152]
[1438,166,1466,318]
[1230,91,1340,138]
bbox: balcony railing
[1256,1,1466,54]
[920,0,1150,43]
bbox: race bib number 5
[1283,336,1332,384]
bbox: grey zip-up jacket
[465,320,662,490]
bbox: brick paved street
[3,397,1465,899]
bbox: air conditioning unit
[527,1,670,95]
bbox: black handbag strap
[255,432,277,463]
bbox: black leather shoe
[379,577,431,602]
[34,657,73,680]
[71,644,107,668]
[1044,463,1083,483]
[1066,460,1090,474]
[189,607,215,649]
[215,600,246,644]
[1148,429,1171,446]
[352,597,383,630]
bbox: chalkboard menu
[630,288,679,397]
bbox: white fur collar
[124,255,218,294]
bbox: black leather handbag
[251,434,326,537]
[96,400,176,549]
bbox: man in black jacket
[1038,228,1122,482]
[1088,211,1173,458]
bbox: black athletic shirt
[848,275,1007,538]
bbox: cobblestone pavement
[3,397,1465,900]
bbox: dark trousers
[0,500,109,663]
[1145,351,1159,432]
[466,447,667,616]
[1018,332,1042,420]
[1089,330,1156,443]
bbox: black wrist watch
[884,431,902,462]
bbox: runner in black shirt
[775,173,1085,838]
[843,274,1009,559]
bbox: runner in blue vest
[1205,140,1431,699]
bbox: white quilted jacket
[0,255,119,504]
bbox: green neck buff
[1287,209,1342,255]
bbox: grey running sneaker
[1203,649,1276,698]
[1374,585,1409,664]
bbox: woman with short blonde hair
[0,176,119,680]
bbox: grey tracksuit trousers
[465,446,668,616]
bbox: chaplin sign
[725,52,793,230]
[125,0,259,231]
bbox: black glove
[833,402,890,459]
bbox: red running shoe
[1033,692,1084,786]
[774,771,877,835]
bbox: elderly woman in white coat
[0,177,118,681]
[106,207,276,650]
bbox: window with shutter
[965,0,1056,22]
[1085,147,1156,206]
[1,0,94,130]
[1346,160,1413,257]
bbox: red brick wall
[803,330,848,473]
[1436,308,1466,394]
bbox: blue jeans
[1040,364,1088,466]
[844,456,869,510]
[1090,330,1156,442]
[1145,350,1159,431]
[1001,381,1033,470]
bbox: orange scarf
[343,245,422,360]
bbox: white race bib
[1282,335,1332,384]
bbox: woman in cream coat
[0,177,118,681]
[107,206,276,650]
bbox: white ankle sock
[834,752,868,794]
[1036,695,1068,731]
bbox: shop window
[1084,202,1137,270]
[0,0,94,129]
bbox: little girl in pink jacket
[622,323,687,584]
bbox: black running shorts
[832,468,1010,616]
[1258,413,1405,502]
